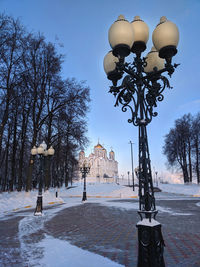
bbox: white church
[78,142,118,181]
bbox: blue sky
[1,0,200,180]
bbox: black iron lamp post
[31,141,55,215]
[135,167,139,181]
[155,171,158,187]
[79,160,90,202]
[104,15,179,267]
[127,171,130,186]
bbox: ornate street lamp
[104,15,179,267]
[79,160,90,201]
[31,141,55,215]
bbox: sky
[1,0,200,180]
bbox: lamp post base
[137,219,165,267]
[82,191,87,201]
[34,195,43,216]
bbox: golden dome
[95,143,103,149]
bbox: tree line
[0,14,90,192]
[163,113,200,183]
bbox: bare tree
[192,113,200,183]
[0,14,91,192]
[0,15,25,160]
[163,113,200,183]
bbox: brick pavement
[0,197,200,266]
[44,200,200,267]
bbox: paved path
[0,216,23,266]
[0,194,200,266]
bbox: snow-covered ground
[1,180,200,215]
[1,180,200,267]
[37,234,123,267]
[17,200,125,267]
[159,183,200,196]
[0,189,63,215]
[0,181,138,215]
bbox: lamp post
[129,140,135,190]
[104,15,179,267]
[127,171,130,186]
[135,167,139,180]
[31,141,55,215]
[79,160,90,202]
[155,171,158,187]
[153,166,156,186]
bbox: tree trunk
[26,157,34,191]
[26,133,37,191]
[10,109,18,191]
[183,143,189,183]
[18,105,30,191]
[184,168,189,183]
[2,124,11,191]
[188,140,192,183]
[44,157,50,190]
[195,141,200,184]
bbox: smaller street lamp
[79,160,90,202]
[135,167,139,180]
[31,141,55,215]
[155,171,158,187]
[127,171,130,186]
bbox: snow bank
[63,181,138,198]
[160,183,200,196]
[0,189,63,215]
